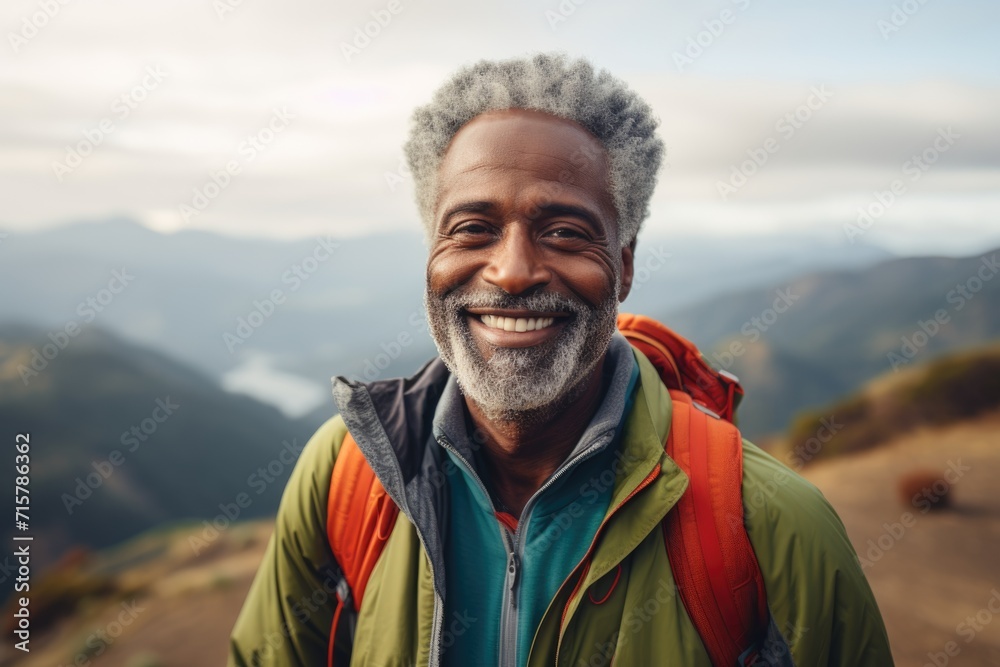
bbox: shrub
[897,470,951,511]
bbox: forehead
[434,109,614,222]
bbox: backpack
[324,313,770,666]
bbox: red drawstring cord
[587,563,623,605]
[328,599,344,667]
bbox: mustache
[441,288,589,316]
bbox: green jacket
[229,346,893,666]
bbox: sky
[2,0,999,255]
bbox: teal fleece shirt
[432,335,640,666]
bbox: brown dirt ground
[801,411,1000,667]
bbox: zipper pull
[508,552,520,602]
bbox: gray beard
[424,282,620,425]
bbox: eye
[450,221,497,243]
[545,226,589,241]
[455,222,490,235]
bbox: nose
[480,223,552,296]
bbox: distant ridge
[661,248,1000,437]
[0,325,313,568]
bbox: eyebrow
[440,201,496,223]
[532,202,602,233]
[440,200,603,233]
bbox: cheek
[426,246,482,296]
[553,251,619,307]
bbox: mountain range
[0,218,892,424]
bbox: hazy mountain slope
[0,219,428,383]
[0,325,314,566]
[662,250,1000,436]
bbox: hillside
[0,326,317,572]
[663,250,1000,437]
[0,520,272,667]
[781,343,1000,465]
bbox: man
[229,53,892,666]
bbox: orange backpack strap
[325,432,400,667]
[617,312,743,421]
[663,390,770,666]
[617,313,769,665]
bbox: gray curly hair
[403,53,664,248]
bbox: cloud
[1,0,997,253]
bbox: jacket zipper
[438,434,524,666]
[437,431,617,667]
[498,531,520,667]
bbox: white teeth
[479,315,556,332]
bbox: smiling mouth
[478,314,557,332]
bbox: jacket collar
[332,356,452,600]
[330,336,688,601]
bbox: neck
[465,353,609,518]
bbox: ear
[618,237,636,303]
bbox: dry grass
[783,344,1000,465]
